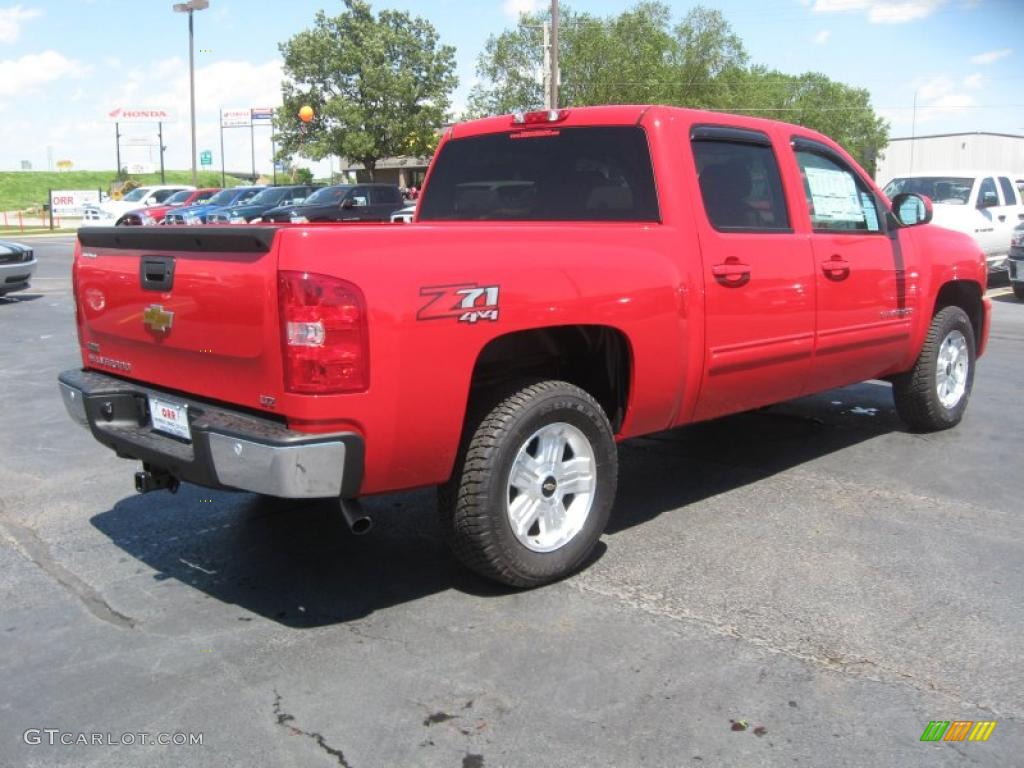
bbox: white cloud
[917,74,954,102]
[0,50,83,97]
[502,0,542,18]
[908,74,977,125]
[813,29,831,45]
[962,73,985,89]
[812,0,946,24]
[969,48,1012,64]
[0,4,40,43]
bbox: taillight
[278,271,369,394]
[511,109,570,125]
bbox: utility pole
[114,122,122,179]
[549,0,559,110]
[158,122,166,183]
[543,22,552,110]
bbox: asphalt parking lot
[1,236,1022,767]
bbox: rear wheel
[439,381,617,588]
[1012,283,1024,300]
[892,306,975,431]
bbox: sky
[1,0,1022,176]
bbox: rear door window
[691,134,790,232]
[998,177,1018,206]
[418,126,659,222]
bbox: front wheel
[1012,283,1024,300]
[892,306,976,431]
[439,381,618,588]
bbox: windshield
[235,188,262,203]
[245,187,292,206]
[303,186,349,205]
[208,188,241,206]
[883,176,973,205]
[121,188,147,202]
[418,127,659,222]
[165,190,193,204]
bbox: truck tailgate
[75,227,283,411]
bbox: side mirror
[890,192,933,226]
[341,198,354,210]
[978,191,999,209]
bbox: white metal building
[875,132,1024,185]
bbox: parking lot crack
[0,518,136,630]
[273,690,353,767]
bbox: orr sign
[50,190,101,217]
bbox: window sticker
[805,166,864,224]
[860,192,879,231]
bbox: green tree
[467,2,887,173]
[725,68,889,174]
[467,3,747,115]
[275,0,457,179]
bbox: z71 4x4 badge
[417,283,500,324]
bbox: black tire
[892,306,976,431]
[439,381,618,588]
[1013,283,1024,300]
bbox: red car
[116,188,221,226]
[63,105,990,586]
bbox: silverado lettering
[60,105,991,587]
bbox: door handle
[712,260,751,287]
[821,256,850,281]
[998,214,1007,222]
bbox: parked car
[62,105,990,587]
[882,171,1024,271]
[261,184,405,223]
[162,186,266,225]
[205,185,320,223]
[81,185,194,227]
[390,203,417,223]
[1008,223,1024,299]
[0,240,37,296]
[116,188,221,226]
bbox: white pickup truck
[883,171,1024,271]
[80,185,193,227]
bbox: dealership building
[875,131,1024,185]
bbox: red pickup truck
[60,105,991,587]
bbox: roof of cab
[448,104,833,144]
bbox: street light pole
[173,0,209,186]
[549,0,559,110]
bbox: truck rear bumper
[58,369,363,498]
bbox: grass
[0,170,245,211]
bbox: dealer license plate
[149,396,191,441]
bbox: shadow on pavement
[991,291,1020,304]
[609,380,900,533]
[0,293,43,304]
[91,381,897,626]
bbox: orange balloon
[298,105,314,123]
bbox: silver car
[0,240,37,296]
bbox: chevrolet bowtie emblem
[143,304,174,333]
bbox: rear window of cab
[418,126,660,222]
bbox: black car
[261,184,405,223]
[1009,222,1024,299]
[0,240,37,296]
[206,185,321,224]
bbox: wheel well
[469,325,632,431]
[934,281,983,346]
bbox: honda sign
[107,106,178,123]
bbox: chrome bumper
[58,370,363,499]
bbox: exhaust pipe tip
[339,498,373,535]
